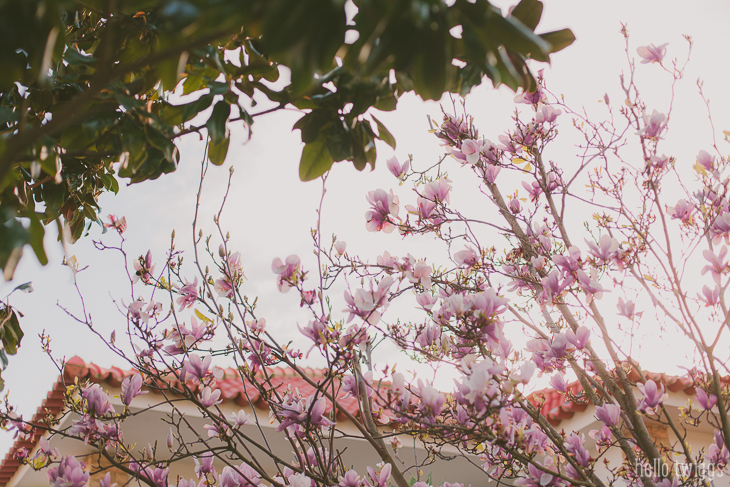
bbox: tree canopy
[0,0,574,281]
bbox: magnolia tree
[5,33,730,487]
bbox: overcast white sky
[1,0,729,455]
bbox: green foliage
[0,0,573,274]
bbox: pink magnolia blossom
[698,150,715,171]
[423,179,451,204]
[617,297,642,321]
[197,386,222,408]
[535,105,561,124]
[218,464,261,487]
[565,433,592,467]
[339,469,363,487]
[407,260,432,290]
[176,277,199,310]
[121,373,147,406]
[699,284,720,306]
[549,373,567,393]
[711,212,730,245]
[454,247,479,268]
[343,276,393,325]
[165,316,208,355]
[513,84,546,105]
[701,247,729,284]
[272,254,301,292]
[648,154,670,170]
[585,234,619,263]
[365,189,400,233]
[637,380,667,413]
[386,156,409,178]
[133,250,155,283]
[595,403,620,426]
[456,139,482,165]
[194,452,216,478]
[334,241,347,255]
[103,214,127,234]
[47,456,89,487]
[481,164,500,183]
[566,326,590,349]
[366,464,392,487]
[638,109,666,139]
[576,269,606,302]
[637,43,668,64]
[522,180,542,201]
[417,379,445,421]
[182,354,211,381]
[509,197,521,214]
[668,199,695,223]
[695,388,718,410]
[83,384,115,416]
[100,472,117,487]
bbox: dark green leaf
[207,101,230,142]
[299,132,334,181]
[539,29,576,54]
[29,217,47,266]
[371,116,395,149]
[207,136,230,166]
[509,0,543,31]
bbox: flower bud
[219,245,226,258]
[167,428,174,450]
[171,229,176,240]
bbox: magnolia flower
[459,139,483,165]
[103,214,127,234]
[699,284,720,306]
[134,250,155,283]
[47,456,90,487]
[386,156,409,178]
[365,189,400,233]
[566,326,590,349]
[617,297,642,321]
[482,164,500,183]
[198,386,222,408]
[668,199,695,223]
[637,43,668,64]
[513,84,546,105]
[509,197,521,214]
[695,388,718,410]
[272,254,301,293]
[100,472,118,487]
[423,179,451,204]
[176,277,199,310]
[711,212,730,245]
[183,354,211,381]
[334,241,347,255]
[194,452,215,478]
[549,374,567,393]
[535,105,561,124]
[701,247,729,284]
[83,384,114,416]
[454,247,479,268]
[637,380,667,413]
[595,403,620,426]
[638,109,667,139]
[121,373,147,405]
[698,150,715,171]
[367,464,392,487]
[339,470,363,487]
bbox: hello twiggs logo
[636,459,725,481]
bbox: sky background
[1,0,730,456]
